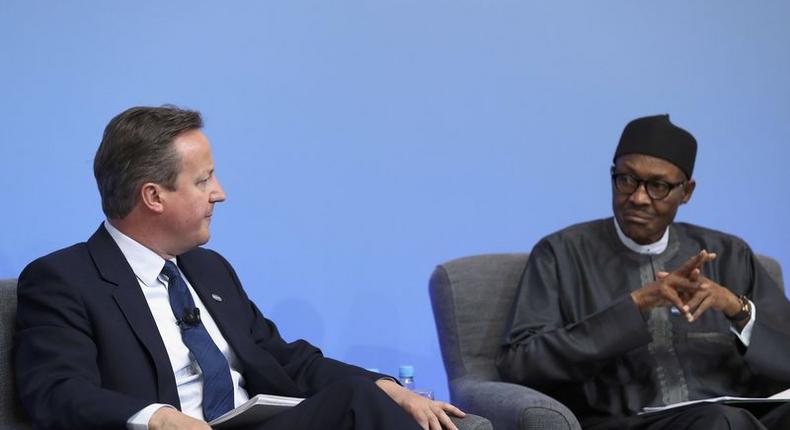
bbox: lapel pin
[211,293,223,302]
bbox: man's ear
[681,179,696,204]
[140,182,166,214]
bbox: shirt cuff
[730,299,757,347]
[127,404,174,430]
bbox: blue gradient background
[1,1,788,402]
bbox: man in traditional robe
[496,114,790,429]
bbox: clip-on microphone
[178,307,201,329]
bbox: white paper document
[640,387,790,414]
[209,394,304,428]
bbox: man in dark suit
[15,106,464,430]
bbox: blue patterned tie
[161,261,234,421]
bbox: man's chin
[617,218,653,244]
[189,230,211,249]
[623,225,660,245]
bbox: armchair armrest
[450,377,581,430]
[450,413,493,430]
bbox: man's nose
[211,178,226,203]
[628,183,651,205]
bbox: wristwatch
[727,295,751,322]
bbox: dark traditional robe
[496,218,790,426]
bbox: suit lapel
[177,254,237,343]
[178,252,303,397]
[87,224,181,407]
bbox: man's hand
[375,379,465,430]
[149,407,211,430]
[630,250,716,319]
[680,274,742,323]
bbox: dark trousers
[244,376,422,430]
[585,402,790,430]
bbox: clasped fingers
[684,278,740,322]
[676,250,717,278]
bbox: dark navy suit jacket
[15,225,378,430]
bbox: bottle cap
[398,365,414,378]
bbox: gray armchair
[0,279,31,430]
[428,253,785,430]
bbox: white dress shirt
[613,218,756,346]
[103,221,250,429]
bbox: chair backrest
[758,255,785,292]
[0,279,32,429]
[429,253,530,384]
[429,253,785,387]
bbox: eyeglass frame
[610,166,687,200]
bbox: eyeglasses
[611,170,686,200]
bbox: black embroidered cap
[614,114,697,178]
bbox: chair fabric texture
[0,279,32,430]
[758,255,785,292]
[429,253,785,430]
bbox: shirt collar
[613,217,669,255]
[104,220,173,287]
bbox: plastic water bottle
[398,365,416,390]
[399,365,434,399]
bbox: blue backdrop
[2,1,788,402]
